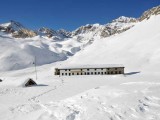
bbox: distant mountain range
[0,5,159,40]
[0,5,159,71]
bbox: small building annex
[22,78,37,87]
[54,64,125,76]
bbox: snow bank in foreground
[38,84,160,120]
[1,71,159,120]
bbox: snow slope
[0,35,65,71]
[64,15,160,73]
[0,33,97,71]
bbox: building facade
[54,65,125,76]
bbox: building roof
[57,64,124,70]
[21,78,37,87]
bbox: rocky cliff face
[0,20,37,38]
[71,24,101,36]
[38,27,71,40]
[139,5,160,21]
[71,16,137,40]
[38,27,59,38]
[100,16,137,38]
[70,5,160,39]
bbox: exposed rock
[0,20,37,38]
[139,5,160,21]
[100,16,137,38]
[38,27,71,39]
[38,27,57,38]
[71,24,101,36]
[57,29,71,38]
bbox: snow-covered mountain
[0,18,137,71]
[139,5,160,21]
[0,5,159,72]
[38,27,71,40]
[0,17,137,40]
[1,5,159,40]
[64,13,160,74]
[0,20,37,38]
[0,5,160,120]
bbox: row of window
[61,71,122,76]
[64,68,120,71]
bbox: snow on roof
[21,78,37,87]
[58,64,124,69]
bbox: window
[105,72,107,74]
[84,72,86,75]
[81,73,83,75]
[95,72,97,75]
[69,69,71,71]
[65,73,67,75]
[65,69,67,71]
[72,73,74,75]
[95,69,97,71]
[108,72,110,74]
[81,69,82,71]
[77,73,79,75]
[111,71,113,74]
[115,68,117,70]
[115,71,117,74]
[87,69,89,71]
[56,72,60,75]
[98,72,100,74]
[107,68,110,70]
[101,68,103,70]
[87,72,90,75]
[101,72,103,75]
[91,72,93,75]
[62,73,64,76]
[69,73,71,76]
[119,71,122,74]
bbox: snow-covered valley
[0,6,160,120]
[0,66,160,120]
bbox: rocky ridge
[0,5,159,39]
[139,5,160,21]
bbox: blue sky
[0,0,159,31]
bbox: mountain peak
[0,20,37,38]
[38,27,71,39]
[10,20,25,28]
[112,16,137,23]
